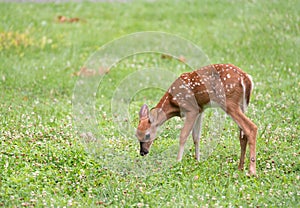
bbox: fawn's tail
[241,74,254,112]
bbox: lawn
[0,0,299,207]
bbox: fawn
[135,64,257,175]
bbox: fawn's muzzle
[140,142,149,156]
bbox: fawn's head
[136,104,159,156]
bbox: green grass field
[0,0,299,207]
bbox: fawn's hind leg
[227,106,257,176]
[238,128,248,171]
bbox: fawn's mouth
[140,151,148,156]
[140,142,149,156]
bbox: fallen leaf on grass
[178,55,186,63]
[161,54,172,60]
[98,66,110,75]
[57,15,83,23]
[161,54,187,63]
[72,67,109,77]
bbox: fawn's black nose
[140,149,149,156]
[140,142,149,156]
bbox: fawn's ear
[149,108,157,124]
[149,108,161,124]
[139,104,149,120]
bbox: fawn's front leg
[177,112,198,161]
[192,113,203,161]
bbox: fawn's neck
[150,92,181,126]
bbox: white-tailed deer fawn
[136,64,258,176]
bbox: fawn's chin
[140,151,149,156]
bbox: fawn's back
[167,64,253,113]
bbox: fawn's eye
[145,133,150,140]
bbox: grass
[0,0,299,207]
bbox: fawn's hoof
[246,171,257,177]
